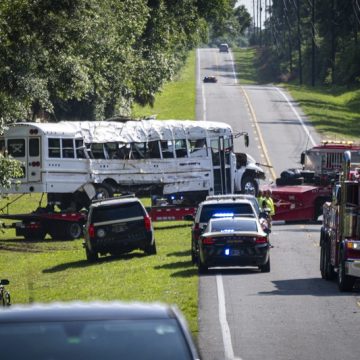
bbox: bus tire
[241,176,258,196]
[95,183,114,200]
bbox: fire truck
[267,141,360,222]
[319,151,360,291]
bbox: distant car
[219,43,229,53]
[203,76,217,83]
[83,195,156,262]
[0,301,201,360]
[197,216,271,273]
[187,196,258,264]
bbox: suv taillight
[88,224,95,238]
[144,215,152,231]
[202,237,214,245]
[255,236,268,244]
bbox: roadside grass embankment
[132,50,196,120]
[234,47,360,142]
[0,50,198,335]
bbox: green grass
[284,85,360,141]
[0,194,198,335]
[132,51,196,120]
[234,47,360,142]
[233,48,258,85]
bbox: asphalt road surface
[196,48,360,360]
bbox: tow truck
[265,140,360,222]
[319,151,360,291]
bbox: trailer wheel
[338,251,356,292]
[85,247,99,263]
[65,222,83,240]
[241,176,258,196]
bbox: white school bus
[0,120,265,210]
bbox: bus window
[210,139,220,165]
[114,143,130,159]
[130,143,146,159]
[8,139,25,158]
[75,139,85,159]
[175,139,188,158]
[62,139,74,158]
[161,140,174,159]
[105,142,118,159]
[48,138,61,158]
[189,138,207,157]
[224,137,232,164]
[29,138,40,157]
[91,143,106,159]
[146,141,161,159]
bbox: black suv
[83,196,156,262]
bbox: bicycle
[0,279,11,307]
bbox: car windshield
[199,203,254,223]
[0,318,193,360]
[210,218,258,232]
[91,202,144,222]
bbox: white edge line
[197,48,207,121]
[274,87,316,147]
[216,274,242,360]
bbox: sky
[236,0,271,26]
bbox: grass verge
[234,47,360,141]
[132,50,196,120]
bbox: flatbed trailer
[267,185,332,222]
[0,209,86,240]
[147,206,196,222]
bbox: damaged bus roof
[5,120,232,143]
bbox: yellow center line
[240,86,277,181]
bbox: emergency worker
[264,190,275,217]
[257,190,265,209]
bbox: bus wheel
[95,184,114,200]
[241,176,258,196]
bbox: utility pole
[311,0,316,86]
[296,0,303,85]
[253,0,256,41]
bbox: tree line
[251,0,360,86]
[0,0,241,124]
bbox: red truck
[264,141,360,222]
[319,150,360,291]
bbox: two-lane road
[196,48,360,360]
